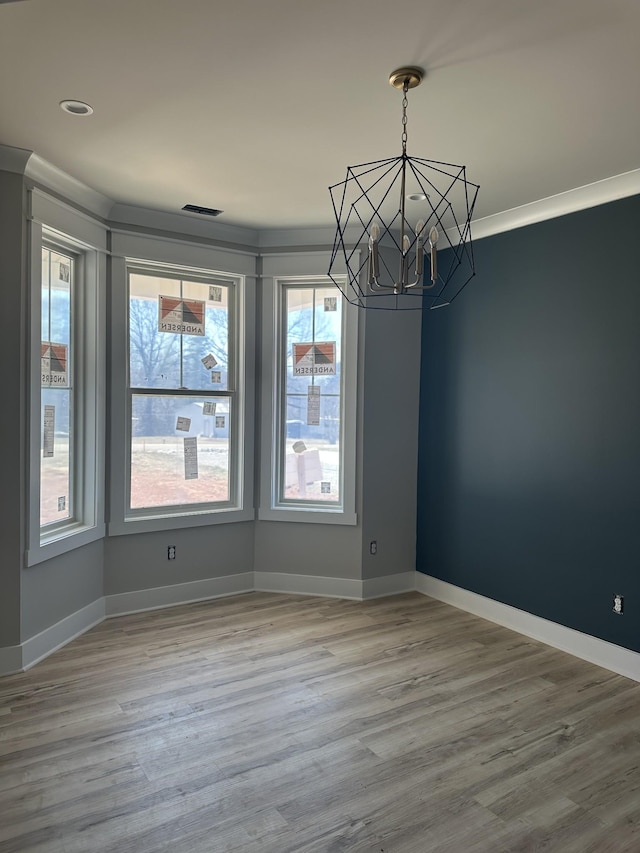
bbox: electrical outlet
[370,540,377,556]
[613,594,623,615]
[168,545,176,561]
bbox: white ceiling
[1,0,639,230]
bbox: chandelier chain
[401,80,409,155]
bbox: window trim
[258,256,358,525]
[26,199,106,566]
[108,240,256,535]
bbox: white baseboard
[254,571,363,599]
[362,571,416,599]
[416,573,640,683]
[7,570,637,681]
[21,598,106,672]
[0,575,255,676]
[254,570,415,600]
[105,572,255,617]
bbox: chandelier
[328,67,480,310]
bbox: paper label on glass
[176,416,191,432]
[285,448,322,495]
[203,401,217,416]
[215,415,225,429]
[211,370,222,384]
[321,481,331,494]
[201,353,217,370]
[307,385,321,425]
[208,285,223,302]
[292,440,307,454]
[57,496,66,511]
[158,295,205,336]
[41,342,68,387]
[59,262,70,283]
[184,437,198,480]
[324,296,337,312]
[43,404,55,458]
[293,342,336,376]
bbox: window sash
[125,265,241,517]
[40,243,79,533]
[276,282,345,509]
[40,240,75,535]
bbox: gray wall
[0,171,26,647]
[2,162,422,655]
[21,540,104,639]
[253,520,362,579]
[252,297,422,583]
[104,522,255,595]
[360,307,422,579]
[417,194,640,653]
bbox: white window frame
[259,253,358,525]
[26,191,106,566]
[108,232,255,535]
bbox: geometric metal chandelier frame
[328,67,480,310]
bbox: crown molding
[258,225,341,249]
[24,152,113,219]
[470,168,640,242]
[0,143,32,175]
[4,144,640,248]
[109,203,259,250]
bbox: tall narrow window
[259,265,356,524]
[278,283,344,507]
[28,203,105,566]
[127,267,241,517]
[40,246,74,529]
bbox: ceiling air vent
[182,204,224,217]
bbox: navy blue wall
[417,194,640,652]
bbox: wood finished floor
[1,592,640,853]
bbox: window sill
[26,522,106,567]
[258,506,358,525]
[108,506,255,536]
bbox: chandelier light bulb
[429,226,438,283]
[402,235,410,254]
[368,223,381,285]
[415,221,425,279]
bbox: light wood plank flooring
[1,591,640,852]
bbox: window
[279,283,343,505]
[126,265,242,518]
[40,245,74,529]
[259,263,357,524]
[27,191,105,566]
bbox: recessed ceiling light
[408,192,427,201]
[59,100,94,116]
